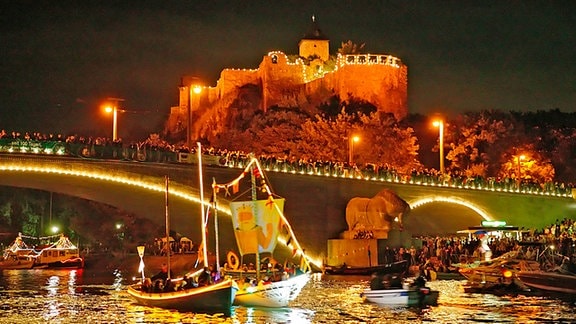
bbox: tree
[498,144,556,184]
[358,112,421,173]
[337,40,366,55]
[445,110,520,177]
[296,111,352,161]
[295,110,421,173]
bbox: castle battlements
[338,54,402,68]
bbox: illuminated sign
[481,220,507,227]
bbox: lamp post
[348,135,360,164]
[433,120,445,174]
[516,154,525,183]
[105,97,125,141]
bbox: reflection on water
[0,269,574,323]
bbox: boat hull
[0,256,35,270]
[324,261,408,276]
[42,257,85,269]
[361,287,439,307]
[234,273,310,307]
[127,278,237,314]
[516,271,576,294]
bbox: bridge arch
[408,196,493,222]
[0,157,235,238]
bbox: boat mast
[251,162,261,280]
[164,175,171,280]
[197,142,209,268]
[212,178,221,272]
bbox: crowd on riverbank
[385,218,576,274]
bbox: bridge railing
[0,137,573,199]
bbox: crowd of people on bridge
[1,128,574,198]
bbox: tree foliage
[337,40,366,55]
[444,110,562,183]
[445,110,520,177]
[296,110,421,172]
[358,113,421,173]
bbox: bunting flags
[253,167,261,178]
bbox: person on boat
[150,263,174,292]
[210,264,221,283]
[380,273,401,289]
[412,275,427,289]
[197,266,212,286]
[369,273,386,290]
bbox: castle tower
[298,15,329,61]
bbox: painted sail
[230,198,284,256]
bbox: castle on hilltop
[166,17,408,143]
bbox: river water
[0,268,574,324]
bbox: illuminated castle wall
[166,20,408,141]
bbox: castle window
[380,56,387,64]
[271,55,278,64]
[358,55,366,64]
[369,56,377,63]
[347,55,355,63]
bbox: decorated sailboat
[127,145,238,314]
[213,154,311,307]
[0,232,84,269]
[0,234,35,270]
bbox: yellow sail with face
[230,198,284,256]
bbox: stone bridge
[1,154,574,266]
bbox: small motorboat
[361,275,439,307]
[361,286,439,307]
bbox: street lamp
[348,135,360,164]
[433,120,445,174]
[105,97,125,141]
[516,154,525,182]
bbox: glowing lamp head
[192,85,202,94]
[502,269,513,278]
[105,106,113,113]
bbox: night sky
[1,1,575,139]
